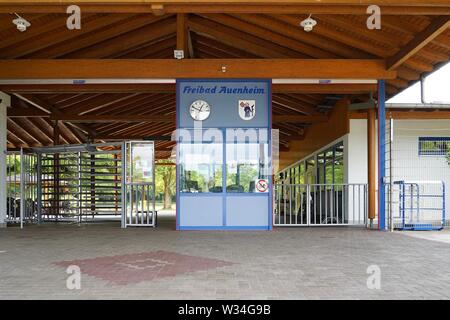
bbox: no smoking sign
[255,179,269,193]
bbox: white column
[0,92,10,227]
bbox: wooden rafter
[386,16,450,70]
[35,15,171,59]
[0,6,449,156]
[13,94,96,140]
[1,2,449,15]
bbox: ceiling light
[300,14,317,32]
[12,13,30,32]
[174,50,184,59]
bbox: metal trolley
[393,180,446,231]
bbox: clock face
[189,100,211,121]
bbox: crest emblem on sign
[238,100,256,120]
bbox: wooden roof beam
[386,16,450,70]
[7,107,50,117]
[93,134,172,141]
[53,112,325,131]
[15,93,98,139]
[0,59,397,79]
[7,118,43,146]
[273,114,328,123]
[49,114,176,123]
[1,3,449,15]
[176,13,189,55]
[0,83,377,94]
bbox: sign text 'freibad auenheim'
[182,85,266,95]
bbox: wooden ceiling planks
[0,7,448,156]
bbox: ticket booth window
[179,142,223,193]
[226,140,269,193]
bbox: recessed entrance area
[1,2,450,302]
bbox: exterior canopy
[0,0,448,161]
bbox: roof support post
[367,107,376,227]
[53,120,60,218]
[377,80,386,231]
[0,92,9,227]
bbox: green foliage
[6,155,20,176]
[226,165,258,192]
[155,160,176,209]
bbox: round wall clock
[189,100,211,121]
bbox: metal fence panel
[274,183,367,226]
[6,150,38,227]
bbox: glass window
[128,142,154,184]
[325,149,334,185]
[226,141,269,193]
[299,162,305,184]
[305,157,316,184]
[418,137,450,156]
[179,142,223,193]
[334,143,344,183]
[317,153,325,184]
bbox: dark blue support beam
[378,80,386,230]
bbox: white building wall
[346,120,369,184]
[348,119,450,225]
[345,119,378,224]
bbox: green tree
[156,160,176,209]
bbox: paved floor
[400,229,450,245]
[1,214,450,300]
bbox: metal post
[378,80,386,230]
[78,151,82,224]
[20,148,24,229]
[389,117,394,232]
[152,142,156,227]
[121,141,127,228]
[442,182,446,228]
[90,153,95,219]
[306,184,311,226]
[37,153,42,224]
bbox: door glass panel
[128,142,154,183]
